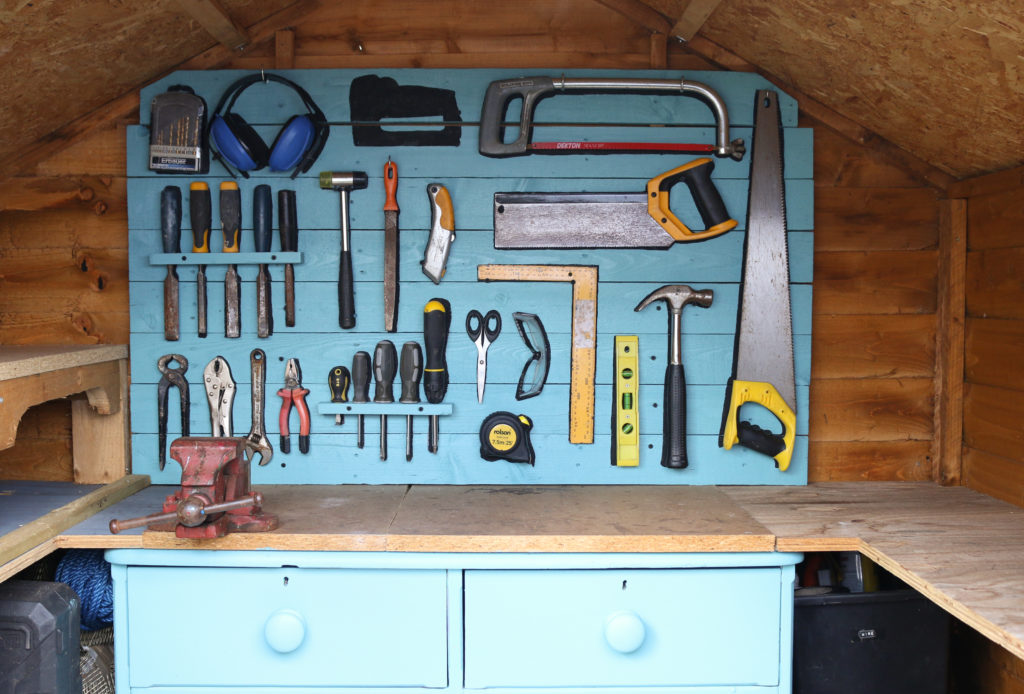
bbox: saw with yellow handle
[718,90,796,471]
[493,158,736,249]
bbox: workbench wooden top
[12,481,1024,661]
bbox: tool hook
[157,354,190,471]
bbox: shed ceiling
[0,0,1020,181]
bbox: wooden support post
[73,359,131,483]
[934,198,967,485]
[650,32,667,68]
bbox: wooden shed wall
[0,1,943,484]
[953,168,1024,507]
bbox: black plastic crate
[794,588,949,693]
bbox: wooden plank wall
[0,0,941,484]
[951,168,1024,506]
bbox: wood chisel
[160,186,182,341]
[383,159,400,332]
[253,184,273,338]
[189,182,211,338]
[719,90,797,471]
[278,189,298,327]
[220,182,242,338]
[493,158,736,249]
[477,264,598,444]
[421,183,455,284]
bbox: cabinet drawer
[464,568,783,688]
[125,566,448,688]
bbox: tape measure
[479,412,535,465]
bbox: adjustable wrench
[244,348,273,466]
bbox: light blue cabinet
[107,550,801,693]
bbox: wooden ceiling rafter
[5,0,319,179]
[670,0,726,42]
[174,0,250,52]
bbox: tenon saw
[493,158,737,249]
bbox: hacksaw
[477,264,598,444]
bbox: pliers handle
[157,354,190,471]
[277,358,311,454]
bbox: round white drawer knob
[604,611,646,653]
[264,609,306,653]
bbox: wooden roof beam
[671,0,726,41]
[174,0,249,52]
[592,0,672,34]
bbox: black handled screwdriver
[329,365,350,426]
[423,298,452,453]
[189,182,211,338]
[351,351,371,448]
[253,184,273,338]
[399,341,423,462]
[373,340,397,461]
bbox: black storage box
[0,580,82,694]
[794,588,949,693]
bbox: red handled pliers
[277,358,310,454]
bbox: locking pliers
[204,356,236,437]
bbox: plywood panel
[700,0,1024,178]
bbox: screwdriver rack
[127,67,813,486]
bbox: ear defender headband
[209,73,329,179]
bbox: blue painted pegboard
[127,68,812,485]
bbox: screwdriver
[351,351,371,448]
[189,182,211,338]
[423,298,452,454]
[328,366,350,426]
[373,340,397,461]
[399,341,423,461]
[253,184,273,338]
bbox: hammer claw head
[634,284,714,313]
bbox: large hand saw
[719,90,797,471]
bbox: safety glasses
[513,312,550,400]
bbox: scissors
[466,309,501,403]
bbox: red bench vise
[109,437,278,539]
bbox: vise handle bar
[478,76,745,160]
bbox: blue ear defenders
[209,73,329,179]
